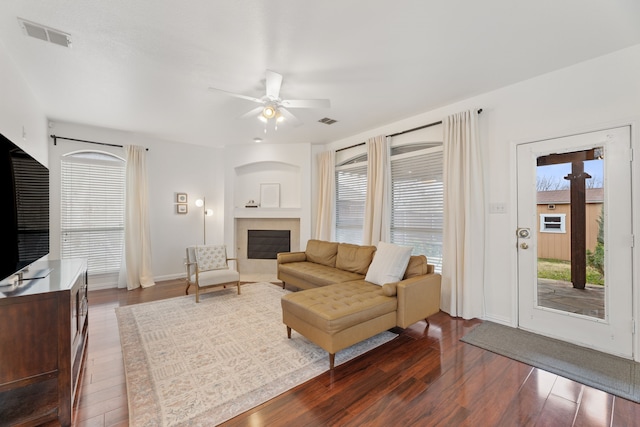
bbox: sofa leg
[282,281,285,289]
[329,353,335,370]
[237,281,241,295]
[286,326,291,339]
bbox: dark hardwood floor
[73,280,640,427]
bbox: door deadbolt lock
[517,228,530,238]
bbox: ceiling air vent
[18,18,72,48]
[318,117,338,125]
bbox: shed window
[540,213,566,233]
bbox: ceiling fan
[208,70,330,130]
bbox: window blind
[13,155,50,262]
[335,162,367,244]
[61,154,125,277]
[390,147,444,272]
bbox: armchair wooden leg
[236,281,241,295]
[329,353,335,370]
[286,326,291,339]
[196,286,200,303]
[185,280,191,295]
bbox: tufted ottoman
[281,280,398,369]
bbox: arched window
[60,151,125,284]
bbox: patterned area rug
[115,282,398,426]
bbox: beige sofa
[278,239,441,368]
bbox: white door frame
[508,118,640,361]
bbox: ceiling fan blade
[265,70,283,100]
[208,87,263,104]
[281,99,331,109]
[237,106,264,119]
[278,107,303,127]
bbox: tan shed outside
[536,188,603,261]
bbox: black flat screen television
[1,133,49,282]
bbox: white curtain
[314,150,335,241]
[441,110,485,319]
[362,135,391,245]
[119,145,155,290]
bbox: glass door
[517,126,633,358]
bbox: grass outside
[537,258,604,286]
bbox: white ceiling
[1,1,640,147]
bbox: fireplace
[235,217,300,275]
[247,230,291,259]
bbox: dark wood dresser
[0,259,88,427]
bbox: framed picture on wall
[177,204,188,214]
[176,193,187,203]
[260,183,280,208]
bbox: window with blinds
[390,145,444,272]
[61,152,125,278]
[335,159,367,244]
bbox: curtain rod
[50,134,149,151]
[335,108,483,153]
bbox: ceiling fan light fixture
[211,70,330,129]
[262,105,277,119]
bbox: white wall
[323,44,640,329]
[224,143,312,254]
[0,40,47,165]
[47,121,225,286]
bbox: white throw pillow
[365,242,412,286]
[195,245,228,271]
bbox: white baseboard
[153,273,186,282]
[481,314,515,327]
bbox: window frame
[539,213,567,233]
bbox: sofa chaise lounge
[278,239,442,368]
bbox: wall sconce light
[195,198,213,244]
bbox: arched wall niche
[234,160,301,208]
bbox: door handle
[520,242,529,250]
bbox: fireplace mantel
[234,207,301,219]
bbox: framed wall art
[260,183,280,208]
[176,193,188,203]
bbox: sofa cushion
[365,242,412,286]
[335,243,376,275]
[305,239,339,267]
[381,283,397,296]
[281,281,397,334]
[192,268,239,287]
[403,255,429,279]
[278,261,364,286]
